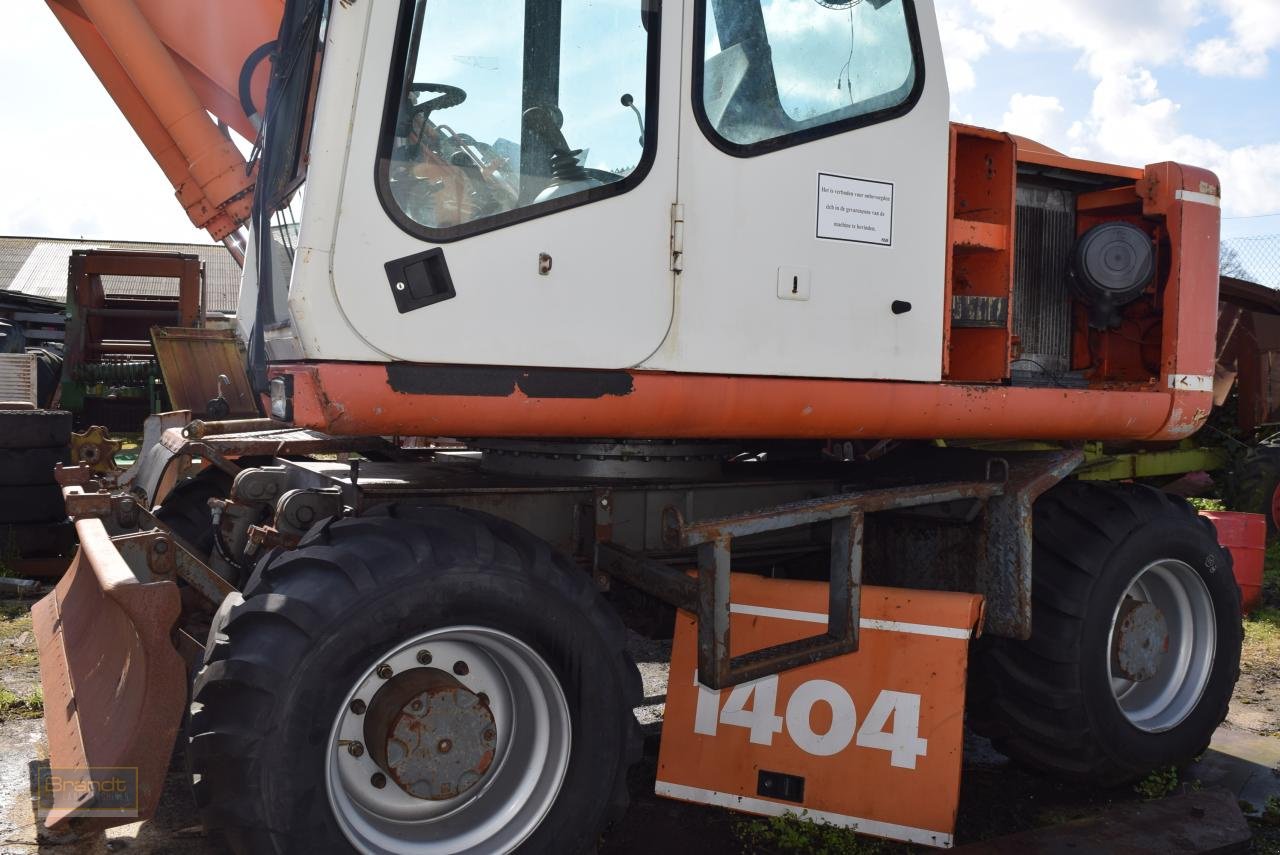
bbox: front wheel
[187,505,642,854]
[973,481,1241,785]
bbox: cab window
[696,0,922,155]
[380,0,659,240]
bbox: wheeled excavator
[33,0,1237,851]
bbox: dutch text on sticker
[816,172,894,247]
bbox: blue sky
[1,1,1278,244]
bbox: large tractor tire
[187,504,643,854]
[0,447,66,487]
[974,481,1241,785]
[1221,437,1280,538]
[154,472,233,559]
[0,409,71,449]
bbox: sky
[1,1,1278,245]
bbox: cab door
[645,0,951,382]
[326,0,678,369]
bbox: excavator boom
[45,0,281,241]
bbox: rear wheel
[187,504,642,854]
[974,481,1241,785]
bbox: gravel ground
[2,599,1277,854]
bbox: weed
[1133,766,1179,800]
[733,813,883,855]
[1263,796,1280,826]
[1187,497,1226,511]
[0,686,43,721]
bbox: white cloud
[1065,69,1280,217]
[1188,0,1280,77]
[936,7,988,94]
[969,0,1203,78]
[1001,94,1065,143]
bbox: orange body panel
[657,575,983,848]
[280,361,1184,440]
[1011,135,1146,182]
[945,125,1018,383]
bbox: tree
[1221,242,1252,280]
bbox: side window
[381,0,658,240]
[697,0,922,154]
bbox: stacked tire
[0,408,71,533]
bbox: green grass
[1133,766,1179,800]
[733,813,889,855]
[0,600,37,669]
[0,686,42,722]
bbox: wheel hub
[327,628,572,853]
[384,684,497,800]
[1108,560,1217,733]
[1112,597,1169,682]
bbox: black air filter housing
[1070,222,1155,329]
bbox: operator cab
[271,0,951,382]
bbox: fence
[1222,235,1280,288]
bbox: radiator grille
[0,353,38,406]
[1013,187,1075,374]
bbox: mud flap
[31,516,186,833]
[657,574,984,849]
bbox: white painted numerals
[693,674,928,769]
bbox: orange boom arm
[45,0,283,240]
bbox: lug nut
[349,699,366,715]
[409,699,423,712]
[477,692,490,706]
[347,741,365,757]
[371,773,387,789]
[416,649,433,665]
[376,664,393,679]
[453,661,469,676]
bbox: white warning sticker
[816,173,894,247]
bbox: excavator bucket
[31,516,186,833]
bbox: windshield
[384,0,657,235]
[700,0,920,150]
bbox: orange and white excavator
[36,1,1236,852]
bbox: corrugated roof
[0,236,241,314]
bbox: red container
[1200,511,1266,615]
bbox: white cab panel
[644,0,950,381]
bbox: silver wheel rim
[1107,559,1216,733]
[326,626,571,854]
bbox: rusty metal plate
[151,326,256,418]
[32,517,186,833]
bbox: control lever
[621,93,644,146]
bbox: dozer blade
[32,516,186,833]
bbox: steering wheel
[407,82,467,121]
